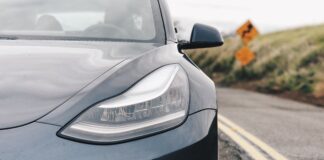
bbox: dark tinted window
[0,0,163,42]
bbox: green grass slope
[187,24,324,104]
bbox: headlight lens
[59,64,189,143]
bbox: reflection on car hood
[0,40,158,129]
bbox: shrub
[299,51,320,68]
[270,71,315,93]
[212,56,235,73]
[234,67,256,80]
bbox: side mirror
[179,23,224,50]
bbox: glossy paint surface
[39,44,217,127]
[0,110,217,160]
[0,0,218,159]
[0,40,159,129]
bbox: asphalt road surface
[217,87,324,160]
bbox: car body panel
[0,40,160,129]
[0,110,217,160]
[0,0,219,159]
[38,44,217,127]
[158,0,177,43]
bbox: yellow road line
[219,114,289,160]
[219,122,268,160]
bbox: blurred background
[168,0,324,106]
[168,0,324,35]
[168,1,324,159]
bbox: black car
[0,0,223,159]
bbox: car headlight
[59,64,189,143]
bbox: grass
[186,24,324,105]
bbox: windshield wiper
[0,36,18,40]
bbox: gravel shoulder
[218,131,251,160]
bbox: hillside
[186,24,324,106]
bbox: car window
[0,0,161,42]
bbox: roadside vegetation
[186,24,324,106]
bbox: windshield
[0,0,163,42]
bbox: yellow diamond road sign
[235,20,259,66]
[236,20,259,45]
[235,46,255,66]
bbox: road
[218,131,252,160]
[217,87,324,160]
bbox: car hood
[0,40,159,129]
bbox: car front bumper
[0,110,217,160]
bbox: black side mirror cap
[179,23,224,50]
